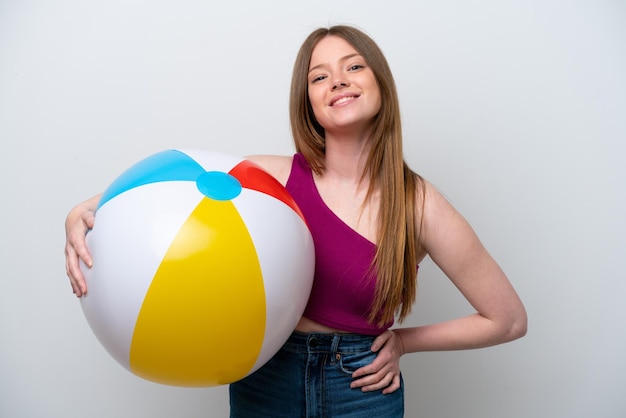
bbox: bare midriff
[294,316,351,334]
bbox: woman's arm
[65,194,101,297]
[398,181,527,352]
[351,181,527,393]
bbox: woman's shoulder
[420,179,454,216]
[418,178,477,251]
[413,177,461,233]
[245,154,294,185]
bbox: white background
[1,1,624,417]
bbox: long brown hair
[289,25,425,325]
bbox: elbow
[509,318,528,342]
[504,309,528,342]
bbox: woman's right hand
[64,195,101,297]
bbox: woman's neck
[322,132,372,182]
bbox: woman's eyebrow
[308,53,362,73]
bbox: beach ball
[80,149,314,387]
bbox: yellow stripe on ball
[129,197,266,386]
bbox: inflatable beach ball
[80,149,314,387]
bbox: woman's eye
[311,75,326,83]
[349,64,364,71]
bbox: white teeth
[333,96,355,106]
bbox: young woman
[65,25,527,417]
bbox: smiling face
[307,35,382,137]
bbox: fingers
[370,330,393,352]
[382,374,401,395]
[350,330,403,393]
[352,331,402,379]
[65,241,88,297]
[65,210,95,298]
[69,226,93,269]
[352,371,400,393]
[350,358,396,388]
[358,372,401,394]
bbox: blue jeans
[229,331,404,417]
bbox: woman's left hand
[350,329,405,394]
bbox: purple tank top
[286,154,393,335]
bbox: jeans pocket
[337,349,377,375]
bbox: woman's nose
[332,79,348,90]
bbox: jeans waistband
[283,331,377,354]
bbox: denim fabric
[229,331,404,417]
